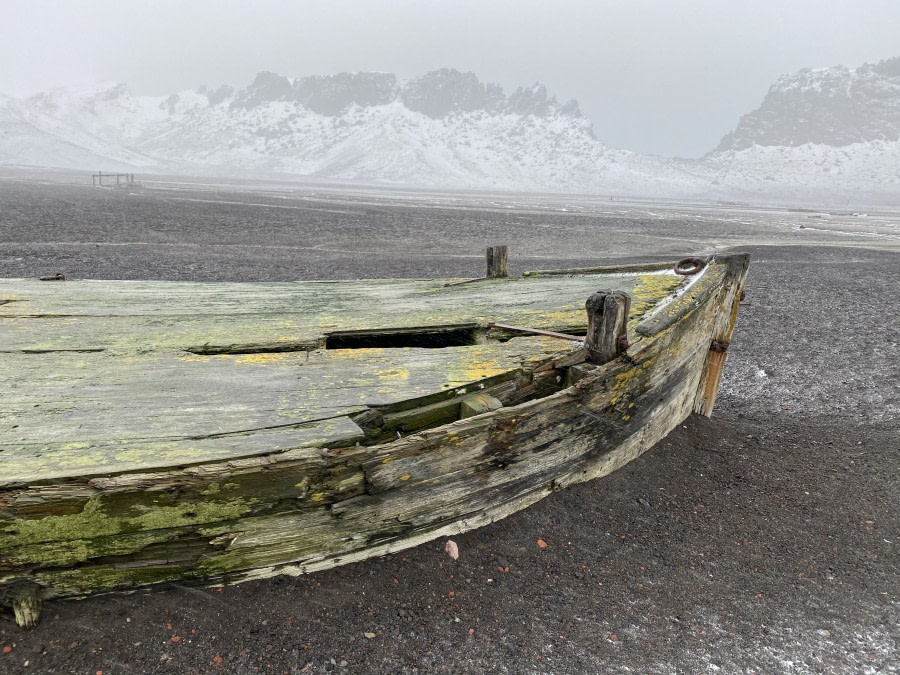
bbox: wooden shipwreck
[0,252,748,627]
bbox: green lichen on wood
[0,495,255,549]
[0,260,751,618]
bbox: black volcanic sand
[0,179,898,673]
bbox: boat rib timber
[0,254,749,627]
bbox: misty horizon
[4,56,897,160]
[3,0,899,157]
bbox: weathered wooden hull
[0,255,748,627]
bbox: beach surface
[1,173,897,673]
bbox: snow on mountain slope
[0,70,700,194]
[1,84,162,168]
[702,140,900,199]
[700,57,900,200]
[0,65,897,201]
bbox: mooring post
[11,583,42,629]
[585,291,631,364]
[486,246,508,278]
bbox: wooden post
[585,291,631,365]
[693,255,750,416]
[486,246,508,278]
[11,583,42,629]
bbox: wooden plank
[635,264,723,337]
[459,394,503,418]
[523,261,674,276]
[0,337,575,483]
[693,254,751,416]
[0,272,685,353]
[0,256,748,614]
[0,416,365,485]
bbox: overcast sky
[2,0,898,157]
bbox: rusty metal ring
[674,257,706,276]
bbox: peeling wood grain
[0,257,748,625]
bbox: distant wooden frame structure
[92,171,136,187]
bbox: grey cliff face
[232,71,294,109]
[294,72,398,115]
[717,57,900,151]
[220,68,582,119]
[401,68,492,117]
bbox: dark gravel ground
[0,177,898,673]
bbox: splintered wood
[0,257,749,626]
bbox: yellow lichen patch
[59,441,91,452]
[329,347,386,358]
[523,308,584,329]
[376,367,410,382]
[612,357,657,392]
[629,273,685,327]
[179,354,212,363]
[450,346,508,383]
[460,361,506,383]
[235,353,288,364]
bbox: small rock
[444,540,459,560]
[637,498,651,508]
[363,632,376,639]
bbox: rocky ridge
[1,64,898,201]
[717,57,900,150]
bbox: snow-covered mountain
[1,64,898,201]
[703,57,900,200]
[716,57,900,150]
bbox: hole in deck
[325,325,480,350]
